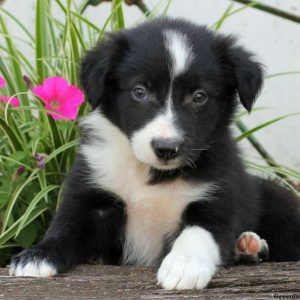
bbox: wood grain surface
[0,262,299,299]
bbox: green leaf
[0,13,29,115]
[234,107,269,121]
[36,0,50,82]
[213,3,234,30]
[0,8,34,42]
[111,0,125,31]
[1,171,39,234]
[15,221,37,248]
[266,71,300,79]
[0,206,48,247]
[45,139,79,163]
[236,112,300,142]
[212,0,260,30]
[246,161,300,196]
[10,151,26,162]
[0,117,23,151]
[71,11,101,33]
[15,185,59,237]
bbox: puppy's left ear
[216,35,264,112]
[80,32,128,109]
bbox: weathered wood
[0,262,299,299]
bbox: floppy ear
[80,33,127,109]
[216,35,264,112]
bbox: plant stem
[229,0,300,24]
[80,0,150,15]
[236,120,289,180]
[124,0,150,16]
[236,121,276,164]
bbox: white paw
[9,259,57,277]
[157,252,216,290]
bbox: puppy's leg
[257,179,300,261]
[10,193,124,277]
[157,226,221,290]
[10,161,125,277]
[158,200,234,290]
[234,231,269,264]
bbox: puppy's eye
[132,86,148,101]
[193,90,208,104]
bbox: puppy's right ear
[80,33,127,109]
[214,34,264,112]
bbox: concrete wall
[2,0,300,169]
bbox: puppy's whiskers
[183,156,197,174]
[190,148,209,152]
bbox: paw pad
[234,231,269,263]
[237,232,261,254]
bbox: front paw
[157,252,216,290]
[9,247,58,277]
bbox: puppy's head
[80,18,263,170]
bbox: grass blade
[36,0,50,82]
[15,185,59,237]
[236,112,300,142]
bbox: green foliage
[235,113,300,142]
[0,0,299,267]
[0,0,116,265]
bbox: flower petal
[32,77,69,103]
[45,103,68,120]
[32,85,52,103]
[33,76,84,120]
[0,95,20,107]
[63,86,85,106]
[53,101,80,120]
[46,76,69,100]
[0,76,6,88]
[57,104,79,120]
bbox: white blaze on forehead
[163,29,194,133]
[164,30,194,76]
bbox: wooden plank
[0,262,299,299]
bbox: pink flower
[32,77,85,120]
[0,76,20,107]
[0,96,20,107]
[0,76,5,88]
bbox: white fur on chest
[80,111,215,266]
[122,178,212,266]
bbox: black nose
[151,139,181,160]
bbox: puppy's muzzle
[151,139,182,161]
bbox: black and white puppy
[10,18,300,289]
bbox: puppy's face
[81,19,263,170]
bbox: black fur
[11,18,300,279]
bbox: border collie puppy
[10,18,300,289]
